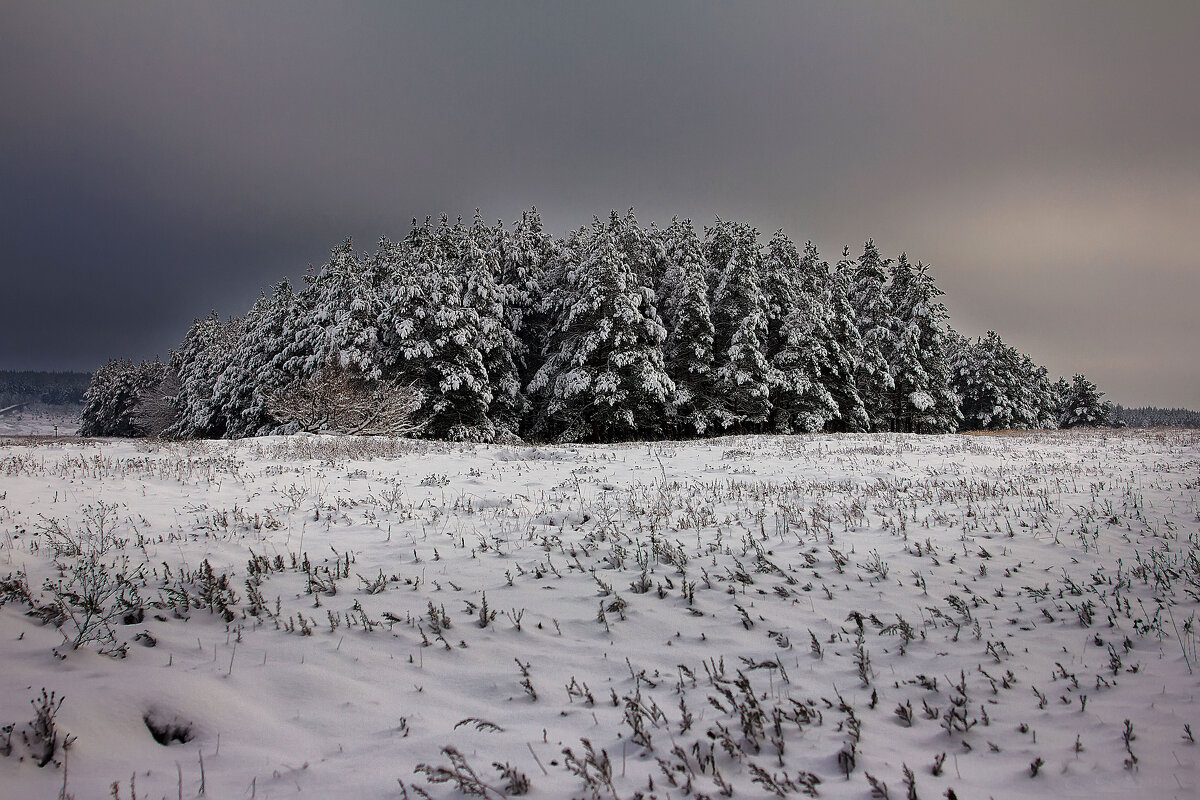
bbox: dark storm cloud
[2,1,1196,406]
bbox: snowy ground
[0,403,81,438]
[0,430,1197,800]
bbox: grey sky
[2,1,1196,407]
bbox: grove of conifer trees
[80,209,1113,441]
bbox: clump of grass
[22,689,73,768]
[515,659,537,701]
[414,745,525,797]
[1122,719,1138,770]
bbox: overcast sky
[2,1,1197,407]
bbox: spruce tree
[463,212,525,439]
[615,208,662,292]
[496,208,558,396]
[820,248,870,432]
[275,240,382,388]
[706,220,771,431]
[316,239,384,379]
[379,219,495,440]
[659,218,716,435]
[1057,374,1112,428]
[952,330,1061,431]
[1019,353,1059,429]
[885,255,959,433]
[167,314,241,438]
[529,215,672,442]
[846,242,894,429]
[951,330,1018,430]
[79,358,169,437]
[842,244,895,430]
[760,231,838,433]
[219,280,297,437]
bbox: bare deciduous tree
[267,365,421,436]
[131,370,181,438]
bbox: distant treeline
[1111,405,1200,429]
[0,371,90,407]
[80,209,1122,441]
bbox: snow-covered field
[0,430,1197,800]
[0,403,80,438]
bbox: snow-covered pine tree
[835,245,892,429]
[79,358,169,437]
[952,331,1060,431]
[318,239,384,379]
[1018,353,1059,429]
[432,214,466,264]
[528,214,672,442]
[820,247,871,432]
[760,231,838,433]
[274,239,383,390]
[705,219,772,431]
[523,225,584,440]
[885,255,960,433]
[614,208,657,290]
[244,238,396,439]
[659,218,716,435]
[216,280,298,437]
[951,330,1019,430]
[1057,373,1112,428]
[761,230,800,367]
[375,225,440,428]
[463,212,526,440]
[167,314,241,438]
[496,208,558,393]
[846,241,896,430]
[378,219,493,440]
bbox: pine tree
[318,239,384,379]
[167,314,241,438]
[275,239,383,389]
[1019,354,1059,429]
[952,331,1060,431]
[951,330,1019,430]
[820,248,870,432]
[885,255,960,433]
[529,215,672,442]
[1057,374,1112,428]
[217,280,297,437]
[844,242,895,430]
[496,208,558,392]
[79,358,169,437]
[760,231,838,433]
[761,230,801,363]
[706,220,771,431]
[463,212,526,440]
[378,219,495,440]
[615,208,662,293]
[659,218,716,435]
[375,223,442,430]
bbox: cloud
[1,2,1196,405]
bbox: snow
[0,404,80,438]
[0,429,1197,799]
[909,391,935,412]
